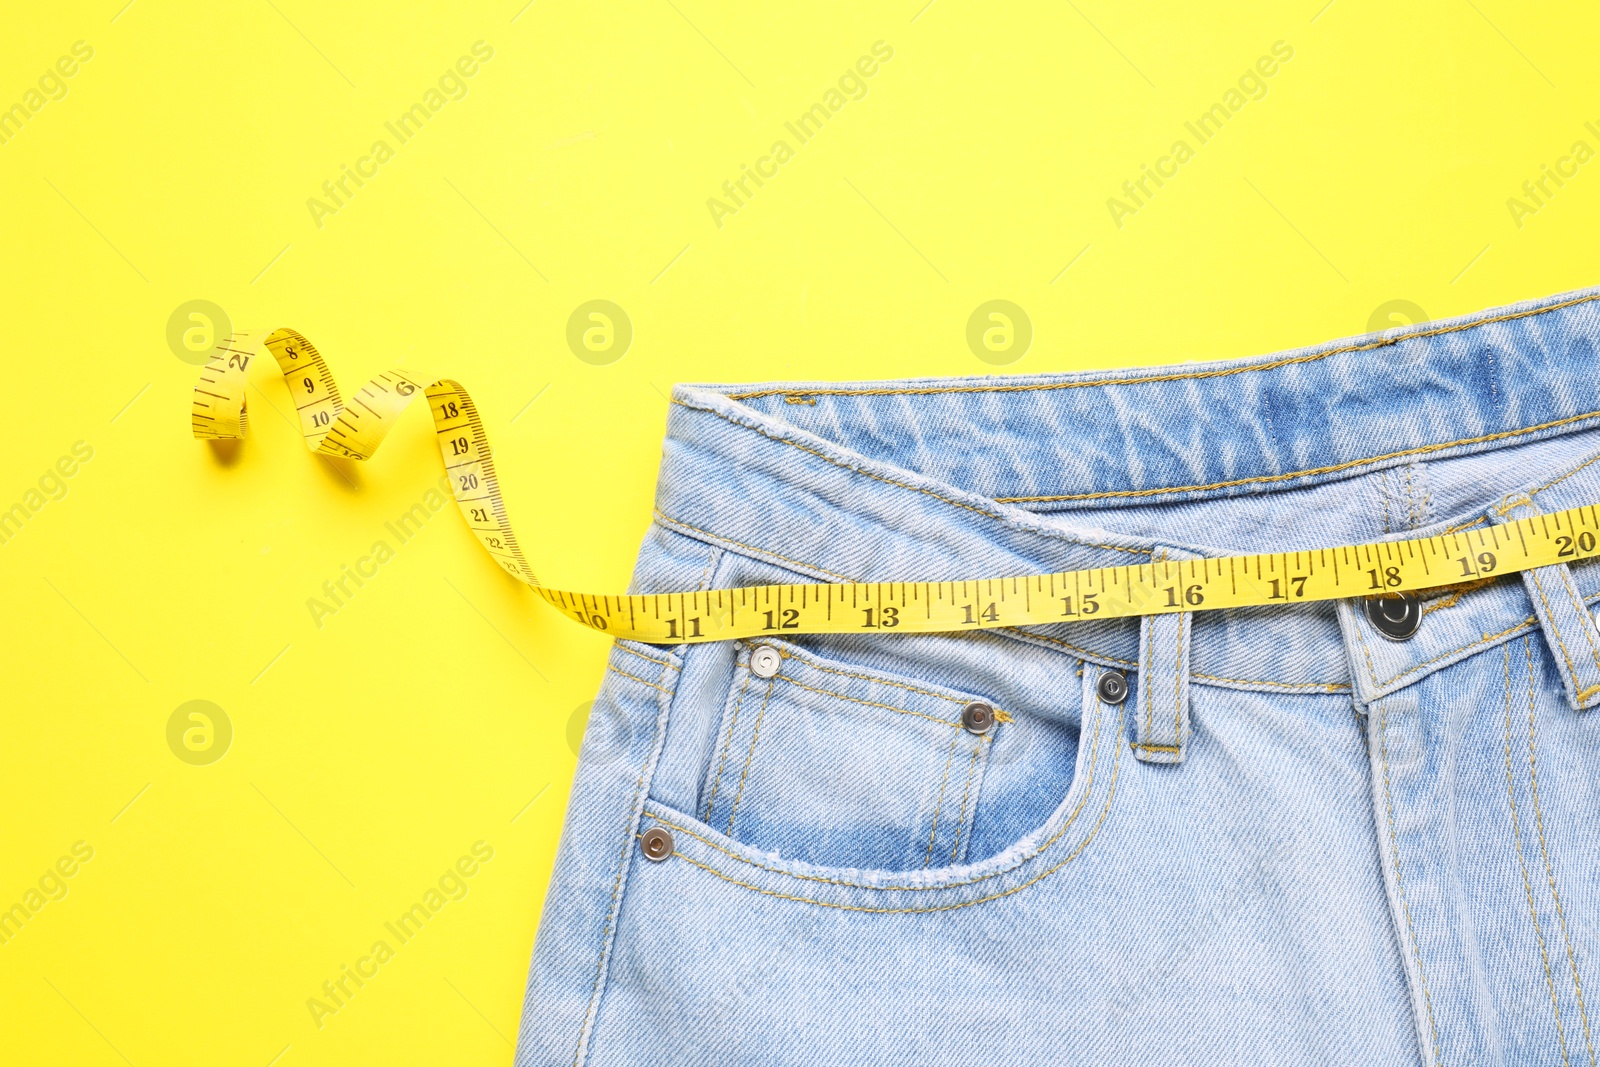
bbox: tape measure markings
[191,329,1600,645]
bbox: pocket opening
[696,638,1009,872]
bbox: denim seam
[1527,570,1600,703]
[1553,570,1600,688]
[644,706,1124,914]
[1190,672,1348,692]
[666,403,1154,555]
[1418,581,1500,619]
[1006,628,1136,669]
[923,732,963,868]
[998,409,1600,503]
[1524,638,1599,1065]
[641,692,1108,893]
[1352,612,1541,694]
[606,666,675,695]
[703,663,753,821]
[1504,640,1574,1066]
[572,674,673,1067]
[772,673,985,729]
[779,647,1014,716]
[1377,696,1445,1066]
[614,644,679,672]
[654,510,853,581]
[1555,566,1600,694]
[1493,450,1600,515]
[723,293,1600,402]
[947,742,984,866]
[724,676,776,836]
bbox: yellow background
[2,0,1597,1062]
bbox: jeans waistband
[651,286,1600,694]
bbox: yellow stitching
[575,704,657,1067]
[1554,567,1600,684]
[1497,493,1535,517]
[655,708,1125,914]
[997,409,1600,503]
[782,649,1010,713]
[783,394,817,405]
[654,509,853,581]
[1352,617,1383,692]
[725,294,1600,402]
[1357,613,1539,692]
[703,666,753,820]
[1190,672,1350,691]
[923,732,962,868]
[615,644,678,671]
[1444,516,1489,535]
[1002,627,1136,667]
[725,677,776,836]
[606,666,674,695]
[1377,696,1445,1066]
[1526,638,1599,1066]
[1530,570,1588,700]
[1419,577,1501,618]
[947,741,984,866]
[1506,641,1573,1067]
[1130,742,1181,753]
[772,673,984,730]
[1498,451,1600,514]
[1420,591,1464,618]
[668,402,1153,555]
[643,692,1106,892]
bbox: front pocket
[699,639,1009,872]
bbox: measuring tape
[192,329,1600,645]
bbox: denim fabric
[516,287,1600,1067]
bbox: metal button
[1365,593,1421,641]
[748,645,782,679]
[639,826,674,862]
[961,701,996,735]
[1096,670,1129,705]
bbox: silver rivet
[640,826,674,861]
[1365,593,1421,641]
[961,701,996,735]
[1096,671,1128,705]
[749,645,782,679]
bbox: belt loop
[1494,495,1600,710]
[1133,547,1195,763]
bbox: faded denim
[516,287,1600,1066]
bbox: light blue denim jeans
[516,287,1600,1066]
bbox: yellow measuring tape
[192,328,1600,645]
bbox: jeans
[516,287,1600,1066]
